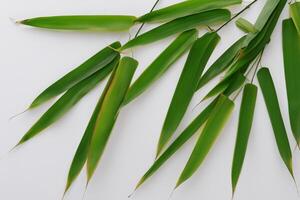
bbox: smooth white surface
[1,0,299,200]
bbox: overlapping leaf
[121,9,230,50]
[87,57,138,182]
[176,95,234,188]
[16,58,119,146]
[137,0,241,23]
[123,29,198,105]
[156,32,220,157]
[30,42,121,108]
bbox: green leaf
[257,67,294,176]
[282,18,300,146]
[87,57,138,182]
[156,32,220,157]
[223,73,247,95]
[254,0,281,31]
[176,94,234,188]
[123,29,198,105]
[134,75,244,190]
[30,42,121,108]
[137,0,240,23]
[17,58,119,147]
[196,36,247,90]
[64,59,119,194]
[231,83,257,194]
[290,2,300,34]
[121,9,230,50]
[18,16,137,32]
[235,18,257,33]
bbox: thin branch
[134,0,161,38]
[216,0,258,32]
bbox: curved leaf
[16,58,119,146]
[30,42,121,108]
[257,67,293,176]
[123,29,198,105]
[290,2,300,34]
[137,0,240,23]
[121,9,230,50]
[18,15,137,32]
[157,32,220,156]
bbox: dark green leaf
[231,83,257,194]
[176,95,234,188]
[257,67,293,176]
[123,29,198,105]
[282,18,300,146]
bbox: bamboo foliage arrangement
[11,0,300,198]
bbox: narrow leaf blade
[30,42,121,108]
[19,15,137,32]
[282,18,300,146]
[176,95,234,188]
[231,83,257,194]
[157,32,220,156]
[257,67,293,176]
[123,29,198,105]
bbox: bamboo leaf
[290,2,300,34]
[17,58,119,147]
[176,95,234,188]
[231,83,257,194]
[257,67,293,176]
[30,42,121,108]
[135,75,244,190]
[156,32,220,157]
[18,16,137,32]
[235,18,257,33]
[87,57,138,182]
[137,0,240,23]
[223,73,246,95]
[121,9,230,50]
[196,36,247,90]
[282,18,300,146]
[64,59,119,193]
[123,29,198,105]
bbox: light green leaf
[30,42,121,108]
[157,32,220,157]
[87,57,138,182]
[137,0,240,23]
[123,29,198,105]
[257,67,294,177]
[235,18,257,33]
[282,18,300,146]
[121,9,230,50]
[18,16,137,32]
[231,83,257,194]
[290,2,300,34]
[176,95,234,188]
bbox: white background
[1,0,300,200]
